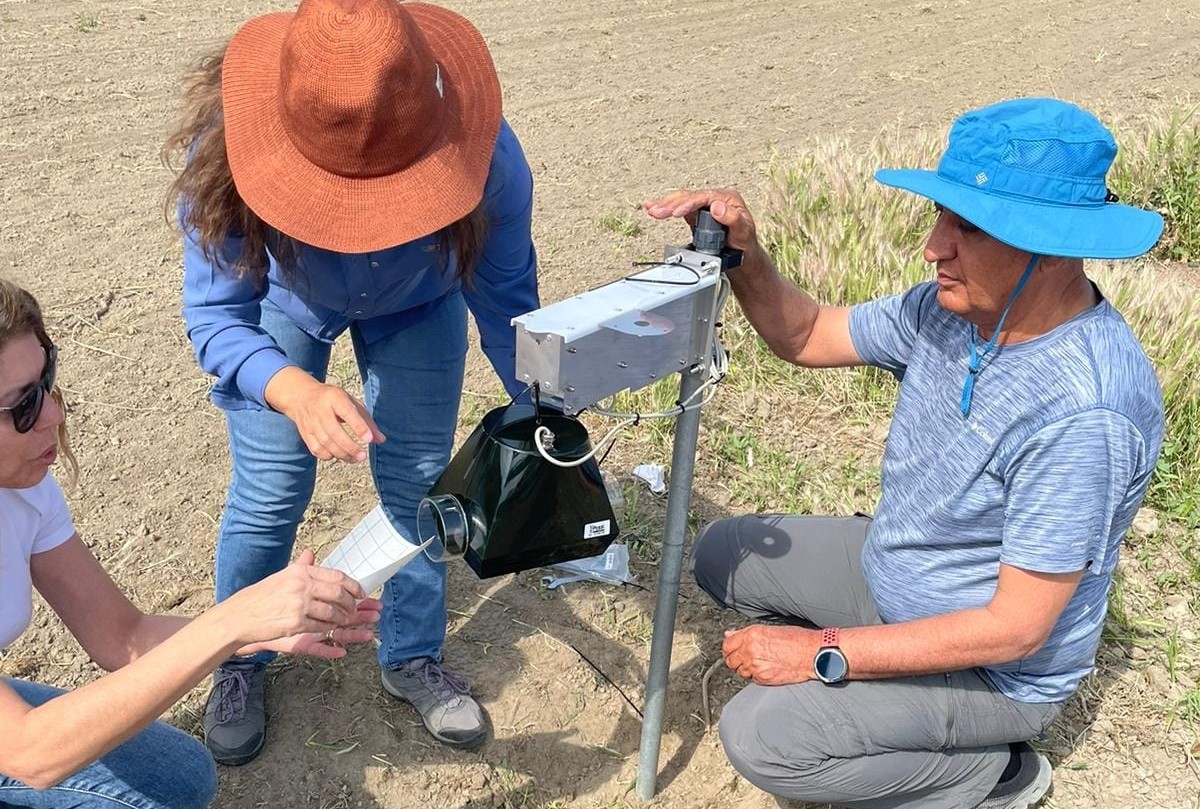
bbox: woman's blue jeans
[215,294,467,669]
[0,679,217,809]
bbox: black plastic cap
[691,207,726,255]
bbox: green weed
[597,212,643,238]
[1169,689,1200,727]
[74,12,99,32]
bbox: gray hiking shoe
[381,658,488,749]
[203,660,268,766]
[974,742,1052,809]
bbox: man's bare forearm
[728,245,821,364]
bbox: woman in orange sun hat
[165,0,540,765]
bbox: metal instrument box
[513,247,725,414]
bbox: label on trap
[583,519,612,539]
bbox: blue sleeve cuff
[234,348,295,410]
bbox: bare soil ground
[2,1,1200,807]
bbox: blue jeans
[214,294,467,668]
[0,679,217,809]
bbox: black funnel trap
[417,404,619,578]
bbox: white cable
[534,417,635,468]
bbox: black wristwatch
[813,627,849,684]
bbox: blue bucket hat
[875,97,1163,259]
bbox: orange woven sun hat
[221,0,502,253]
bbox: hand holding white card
[321,505,431,593]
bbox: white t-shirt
[0,475,76,650]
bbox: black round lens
[13,385,44,434]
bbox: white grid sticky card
[322,505,429,593]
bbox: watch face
[815,648,848,683]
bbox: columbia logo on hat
[975,171,988,185]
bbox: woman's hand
[264,367,385,462]
[238,596,382,660]
[642,188,764,257]
[219,550,369,645]
[722,624,816,686]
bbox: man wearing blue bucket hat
[644,97,1165,809]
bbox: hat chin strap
[959,253,1040,418]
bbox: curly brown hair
[162,47,488,286]
[0,277,78,484]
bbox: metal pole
[635,367,707,800]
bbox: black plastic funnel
[417,404,619,578]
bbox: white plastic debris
[632,463,667,494]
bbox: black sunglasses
[0,343,58,434]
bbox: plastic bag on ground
[542,542,632,590]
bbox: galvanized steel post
[635,367,707,800]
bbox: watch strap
[814,627,848,684]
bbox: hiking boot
[381,658,488,749]
[203,660,268,766]
[974,742,1052,809]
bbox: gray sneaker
[974,743,1052,809]
[203,660,267,766]
[381,658,488,749]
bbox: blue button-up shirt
[182,120,539,410]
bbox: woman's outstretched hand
[223,549,381,658]
[249,597,382,660]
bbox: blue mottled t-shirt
[849,281,1163,703]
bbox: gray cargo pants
[691,514,1062,809]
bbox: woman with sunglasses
[0,277,382,808]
